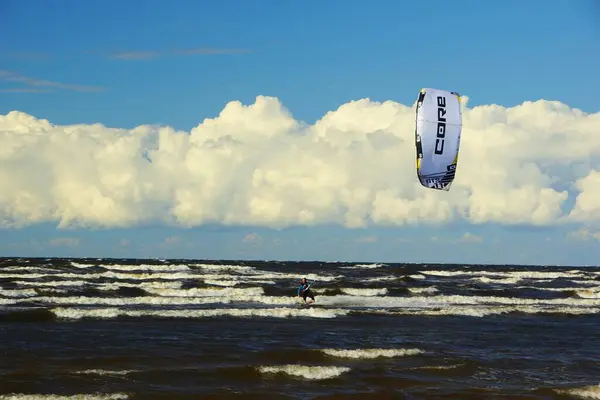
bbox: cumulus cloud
[0,95,599,230]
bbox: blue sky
[0,0,599,265]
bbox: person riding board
[297,277,316,304]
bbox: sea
[0,257,599,399]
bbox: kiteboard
[415,87,463,191]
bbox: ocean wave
[409,364,463,370]
[320,348,424,359]
[24,294,296,307]
[421,269,587,280]
[408,287,438,294]
[364,276,397,282]
[376,305,600,317]
[74,369,136,376]
[312,293,600,309]
[339,288,387,296]
[72,262,191,272]
[0,288,38,298]
[575,289,600,299]
[51,306,349,320]
[554,384,600,399]
[256,365,350,380]
[341,263,386,270]
[141,286,265,297]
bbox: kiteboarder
[297,277,316,303]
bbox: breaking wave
[320,348,424,359]
[257,365,350,380]
[1,258,600,324]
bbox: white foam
[51,306,349,320]
[408,287,438,295]
[379,305,600,317]
[421,269,586,280]
[575,289,600,299]
[26,294,296,307]
[569,280,600,286]
[321,348,424,359]
[97,281,183,291]
[101,271,195,281]
[320,293,600,308]
[257,365,350,380]
[203,278,276,287]
[340,288,387,296]
[365,276,397,283]
[1,266,51,272]
[311,287,387,296]
[192,263,258,274]
[0,263,341,286]
[342,263,385,270]
[70,262,92,269]
[15,280,90,288]
[420,270,475,277]
[471,277,523,285]
[0,271,191,281]
[202,279,239,287]
[245,271,342,282]
[72,262,191,272]
[0,288,38,298]
[554,384,600,399]
[195,263,342,283]
[142,286,264,297]
[409,364,463,370]
[74,369,135,376]
[13,280,184,294]
[0,273,90,280]
[36,288,69,294]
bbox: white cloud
[355,236,377,243]
[0,96,599,230]
[48,237,80,247]
[457,232,483,243]
[428,233,483,244]
[242,233,262,244]
[164,236,180,245]
[566,228,600,242]
[0,70,104,92]
[107,47,251,60]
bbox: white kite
[415,87,463,191]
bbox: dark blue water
[0,257,599,399]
